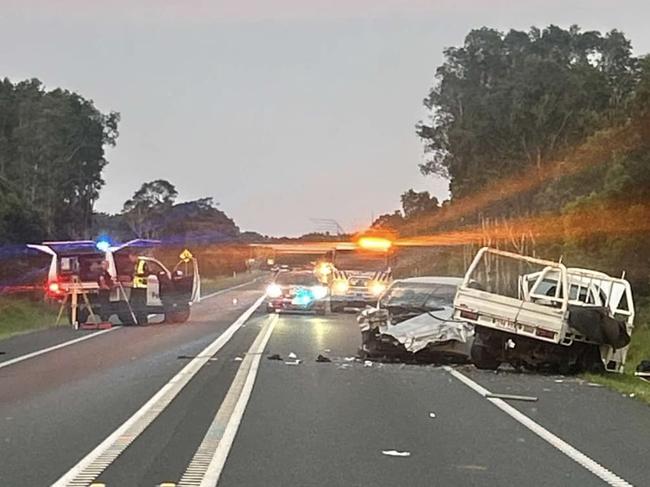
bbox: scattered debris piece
[285,360,301,366]
[316,354,332,363]
[629,393,636,398]
[382,450,411,457]
[0,351,5,355]
[363,360,373,367]
[288,352,297,359]
[344,356,356,362]
[455,465,487,471]
[554,379,564,383]
[324,348,331,353]
[232,298,238,305]
[337,364,351,370]
[485,393,538,402]
[587,382,604,388]
[267,354,283,361]
[542,388,551,392]
[233,357,243,362]
[428,412,436,419]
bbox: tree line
[0,78,246,247]
[373,25,650,294]
[0,79,119,242]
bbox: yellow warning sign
[179,249,193,262]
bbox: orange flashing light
[357,236,392,251]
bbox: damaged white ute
[358,277,474,363]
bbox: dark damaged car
[358,277,473,363]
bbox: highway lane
[218,312,608,487]
[0,281,265,487]
[2,290,648,486]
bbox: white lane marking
[52,294,265,487]
[178,314,277,487]
[444,366,634,487]
[0,327,121,371]
[200,277,264,301]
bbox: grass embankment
[585,300,650,405]
[200,270,268,297]
[0,296,60,340]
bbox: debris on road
[316,354,332,363]
[554,379,564,383]
[288,352,298,359]
[233,356,243,362]
[337,364,352,370]
[363,360,373,367]
[382,450,411,457]
[344,356,356,362]
[267,353,283,361]
[324,348,331,353]
[587,382,604,388]
[428,412,436,418]
[285,360,301,366]
[485,393,538,402]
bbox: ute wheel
[118,312,135,325]
[471,342,501,371]
[166,306,191,324]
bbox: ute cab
[28,239,200,326]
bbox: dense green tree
[0,78,119,241]
[400,189,440,219]
[122,179,178,238]
[417,26,638,208]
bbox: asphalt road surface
[1,280,648,487]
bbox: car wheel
[470,342,501,370]
[166,306,191,324]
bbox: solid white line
[51,294,266,487]
[0,327,121,371]
[178,314,277,487]
[443,366,634,487]
[200,277,264,301]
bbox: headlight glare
[266,283,282,298]
[311,285,328,300]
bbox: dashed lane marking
[177,314,277,487]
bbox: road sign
[179,249,193,262]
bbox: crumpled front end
[359,306,474,363]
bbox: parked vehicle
[28,239,200,326]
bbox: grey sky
[2,1,649,236]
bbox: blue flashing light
[292,288,314,306]
[96,237,112,252]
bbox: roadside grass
[584,301,650,405]
[200,270,268,297]
[0,296,60,340]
